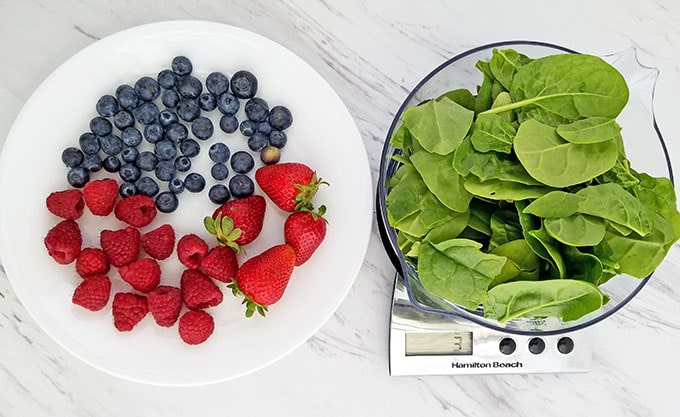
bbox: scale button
[557,337,575,354]
[499,337,516,355]
[528,337,545,354]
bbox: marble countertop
[1,0,679,415]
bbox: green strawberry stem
[294,172,329,212]
[203,213,243,253]
[227,280,269,318]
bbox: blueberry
[121,127,143,147]
[206,71,229,96]
[239,119,257,137]
[230,70,258,99]
[96,95,119,117]
[177,75,203,99]
[216,92,240,115]
[161,89,180,108]
[134,102,160,125]
[155,160,176,181]
[122,147,139,163]
[90,116,112,136]
[198,93,217,111]
[136,151,159,171]
[260,145,281,165]
[67,166,89,188]
[120,163,141,182]
[113,110,135,130]
[165,123,188,143]
[177,99,201,122]
[245,97,269,122]
[156,191,179,213]
[268,106,293,130]
[168,177,185,194]
[135,176,160,197]
[230,151,254,174]
[82,154,102,172]
[208,142,230,163]
[184,173,206,193]
[154,139,177,161]
[174,156,191,172]
[179,138,200,157]
[208,184,231,204]
[99,134,124,155]
[134,76,161,102]
[79,132,100,155]
[119,182,137,197]
[115,84,139,110]
[158,109,178,127]
[211,163,229,180]
[191,117,214,140]
[268,129,288,148]
[157,69,177,89]
[103,155,121,172]
[229,174,255,198]
[248,132,268,151]
[258,121,272,136]
[171,55,193,76]
[62,147,84,167]
[144,123,165,144]
[219,115,238,133]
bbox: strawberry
[72,275,111,311]
[201,246,239,283]
[114,195,157,227]
[118,258,161,293]
[112,292,148,332]
[44,219,82,264]
[181,269,223,310]
[178,310,214,345]
[229,244,296,317]
[177,234,209,269]
[75,247,110,278]
[147,285,182,327]
[82,178,118,216]
[206,195,266,248]
[46,189,84,220]
[100,227,140,267]
[140,224,175,260]
[254,162,327,212]
[284,206,328,266]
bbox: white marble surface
[1,0,680,415]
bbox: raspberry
[112,292,148,332]
[140,224,175,260]
[178,310,214,345]
[180,269,223,310]
[44,219,82,264]
[147,285,182,327]
[72,275,111,311]
[75,248,110,278]
[177,234,209,269]
[100,227,140,267]
[201,246,238,283]
[118,258,161,293]
[46,189,84,220]
[82,178,119,216]
[114,195,157,227]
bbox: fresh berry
[119,182,137,198]
[114,195,157,227]
[247,132,268,151]
[157,69,177,89]
[136,151,159,171]
[216,92,240,115]
[99,134,123,155]
[134,102,160,125]
[268,130,287,148]
[113,110,135,130]
[147,285,182,327]
[67,166,90,188]
[155,160,176,181]
[100,226,140,267]
[284,207,328,266]
[144,123,165,143]
[179,139,200,157]
[121,146,139,163]
[82,178,118,216]
[140,224,175,260]
[115,84,139,110]
[112,292,148,332]
[210,163,229,180]
[75,248,110,278]
[219,114,238,133]
[79,132,100,154]
[120,163,142,183]
[90,116,112,136]
[191,116,213,140]
[121,127,143,147]
[230,244,296,317]
[46,189,84,220]
[154,139,177,161]
[155,191,179,213]
[184,173,206,193]
[259,145,281,165]
[255,162,327,212]
[230,151,254,174]
[174,156,191,172]
[119,258,161,293]
[134,76,160,101]
[72,275,111,312]
[81,154,103,172]
[230,70,258,99]
[177,98,201,122]
[62,147,84,168]
[177,75,202,99]
[268,105,293,130]
[96,95,119,117]
[102,156,121,173]
[135,176,160,197]
[178,310,214,345]
[198,93,217,111]
[208,195,266,247]
[201,246,238,283]
[208,142,230,163]
[168,178,185,194]
[239,119,257,137]
[206,71,229,96]
[158,109,179,127]
[177,234,209,269]
[257,121,272,136]
[180,269,223,309]
[172,55,193,75]
[208,184,230,204]
[44,220,82,264]
[162,89,180,108]
[228,174,254,198]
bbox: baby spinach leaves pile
[386,48,680,323]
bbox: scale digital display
[405,331,473,356]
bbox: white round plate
[0,21,372,386]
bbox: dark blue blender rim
[376,40,673,336]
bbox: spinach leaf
[424,209,470,244]
[489,206,523,249]
[474,60,494,114]
[562,246,603,285]
[489,48,532,91]
[402,96,474,155]
[631,170,680,237]
[436,88,476,111]
[463,176,553,201]
[544,214,606,246]
[576,183,653,236]
[390,124,413,152]
[410,149,471,212]
[489,239,541,287]
[469,113,516,154]
[386,167,427,225]
[523,191,584,218]
[556,117,622,144]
